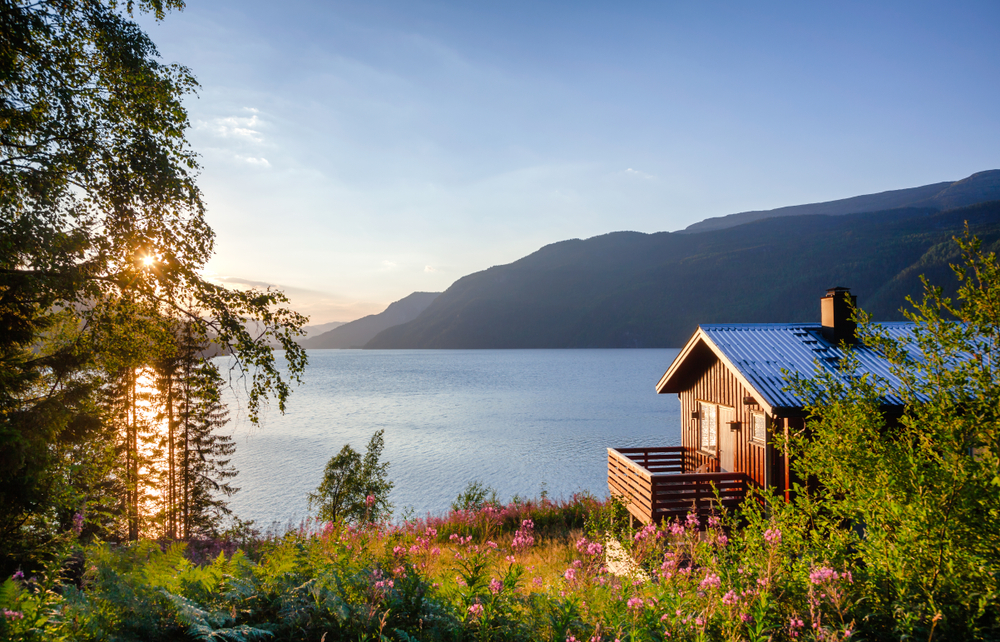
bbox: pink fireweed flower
[72,511,84,535]
[587,542,603,556]
[789,617,805,638]
[626,596,644,611]
[486,540,498,549]
[564,567,577,582]
[366,495,376,506]
[393,545,405,555]
[468,603,484,617]
[764,527,782,545]
[534,576,544,587]
[489,577,502,594]
[505,555,516,563]
[431,547,441,555]
[450,533,459,541]
[716,533,729,546]
[722,590,739,605]
[707,515,721,528]
[455,576,467,586]
[3,610,24,620]
[669,521,685,535]
[699,573,721,590]
[809,566,839,585]
[685,512,700,528]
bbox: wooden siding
[679,359,773,490]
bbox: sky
[138,1,1000,323]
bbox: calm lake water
[224,349,681,527]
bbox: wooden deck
[607,447,749,526]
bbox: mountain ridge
[680,169,1000,234]
[365,201,1000,349]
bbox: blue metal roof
[698,322,919,411]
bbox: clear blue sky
[140,1,1000,323]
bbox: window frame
[697,400,719,456]
[750,411,768,446]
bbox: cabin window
[699,401,718,454]
[751,412,767,445]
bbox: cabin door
[718,406,736,473]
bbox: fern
[163,591,272,641]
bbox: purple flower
[72,511,84,535]
[489,577,502,594]
[699,572,721,590]
[809,566,839,585]
[12,570,24,581]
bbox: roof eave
[657,327,778,416]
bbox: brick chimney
[821,287,856,345]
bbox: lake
[224,349,681,527]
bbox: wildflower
[409,545,420,554]
[685,512,700,528]
[587,542,603,556]
[12,570,24,581]
[505,555,516,563]
[3,610,24,620]
[567,637,577,642]
[660,613,670,622]
[72,511,84,535]
[699,573,721,590]
[722,590,739,605]
[695,617,705,626]
[456,576,467,586]
[572,559,583,568]
[626,596,644,611]
[716,533,729,546]
[366,494,376,506]
[789,617,805,638]
[741,613,753,623]
[468,603,485,617]
[809,566,839,585]
[534,576,543,587]
[431,547,441,555]
[564,567,577,582]
[486,540,498,549]
[393,545,405,555]
[426,527,437,538]
[669,521,685,536]
[489,577,502,594]
[764,527,781,545]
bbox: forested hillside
[366,202,1000,348]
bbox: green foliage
[785,229,1000,639]
[450,480,499,512]
[308,430,394,525]
[0,0,307,572]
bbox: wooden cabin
[608,287,915,525]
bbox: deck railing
[608,447,749,526]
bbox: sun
[142,255,155,267]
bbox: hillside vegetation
[367,201,1000,348]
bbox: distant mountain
[300,321,346,339]
[681,170,1000,234]
[302,292,440,349]
[365,201,1000,349]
